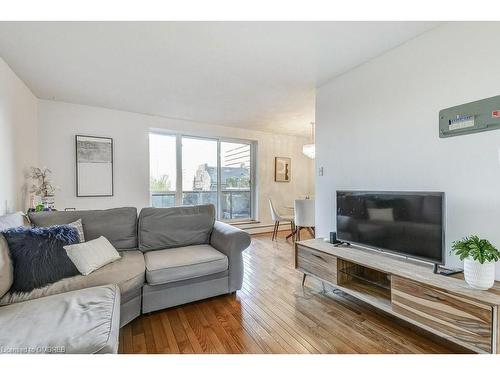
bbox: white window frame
[149,131,257,222]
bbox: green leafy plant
[452,235,500,264]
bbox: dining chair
[294,199,315,241]
[269,199,295,241]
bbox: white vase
[41,195,55,210]
[463,258,496,290]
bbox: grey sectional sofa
[0,204,251,354]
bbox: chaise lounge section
[0,284,121,354]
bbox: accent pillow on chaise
[1,225,80,293]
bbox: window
[149,132,256,221]
[149,134,176,208]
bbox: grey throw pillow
[68,219,85,243]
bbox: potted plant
[452,235,500,290]
[29,167,57,210]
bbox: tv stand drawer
[392,276,493,353]
[296,244,337,284]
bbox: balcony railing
[151,190,251,220]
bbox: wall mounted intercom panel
[439,94,500,138]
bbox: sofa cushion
[0,284,120,354]
[138,204,215,252]
[0,235,13,298]
[2,225,80,293]
[28,207,138,250]
[0,250,145,305]
[144,244,228,285]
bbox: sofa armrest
[210,221,250,292]
[210,221,251,255]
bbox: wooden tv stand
[295,239,500,354]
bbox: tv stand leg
[433,263,439,274]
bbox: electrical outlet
[318,167,324,176]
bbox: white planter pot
[41,195,55,210]
[463,258,496,290]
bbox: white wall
[316,22,500,275]
[38,100,314,227]
[0,57,38,214]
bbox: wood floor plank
[121,324,134,354]
[120,231,465,354]
[209,295,269,353]
[197,300,243,353]
[237,289,315,353]
[239,275,360,353]
[238,282,347,353]
[141,316,159,353]
[150,313,169,353]
[177,308,205,353]
[166,309,195,354]
[218,296,288,353]
[160,311,181,353]
[132,333,147,354]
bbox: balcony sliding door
[181,137,218,208]
[150,133,255,221]
[149,133,177,208]
[220,141,251,220]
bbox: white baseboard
[233,222,293,235]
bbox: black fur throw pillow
[2,225,80,293]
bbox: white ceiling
[0,22,440,136]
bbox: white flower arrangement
[29,167,58,197]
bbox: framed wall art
[76,135,114,197]
[274,157,291,182]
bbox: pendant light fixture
[302,122,315,159]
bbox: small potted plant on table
[452,235,500,290]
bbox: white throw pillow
[64,236,121,276]
[68,219,85,243]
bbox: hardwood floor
[118,231,468,354]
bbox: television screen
[336,191,445,264]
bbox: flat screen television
[336,191,445,265]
